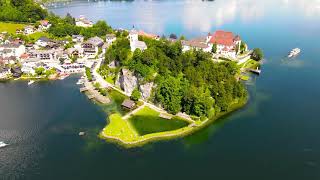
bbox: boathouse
[121,99,135,110]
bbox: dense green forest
[103,37,248,118]
[47,13,113,38]
[0,0,47,22]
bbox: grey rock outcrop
[139,82,154,100]
[116,68,138,96]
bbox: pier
[80,81,110,104]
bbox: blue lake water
[1,0,320,179]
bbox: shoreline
[99,97,248,148]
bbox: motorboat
[288,48,301,58]
[0,142,8,148]
[28,80,35,85]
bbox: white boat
[288,48,301,58]
[76,79,84,85]
[0,142,8,148]
[28,80,35,85]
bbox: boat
[0,142,8,148]
[76,79,84,85]
[28,80,35,85]
[79,132,85,136]
[288,48,301,58]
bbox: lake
[1,0,320,179]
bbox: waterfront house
[129,29,147,52]
[72,35,84,43]
[206,30,242,58]
[76,15,93,28]
[21,62,36,75]
[10,66,22,78]
[121,99,136,110]
[105,34,116,45]
[35,37,51,48]
[24,25,35,35]
[39,20,52,30]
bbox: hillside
[0,0,47,22]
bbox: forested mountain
[0,0,47,22]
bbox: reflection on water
[49,0,320,36]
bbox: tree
[211,43,217,53]
[169,33,177,39]
[35,67,45,75]
[252,48,264,61]
[130,88,141,101]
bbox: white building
[28,49,58,62]
[129,29,147,52]
[81,36,104,58]
[24,25,35,35]
[0,44,26,58]
[206,30,242,59]
[35,37,51,47]
[72,35,84,43]
[76,15,93,28]
[39,20,52,30]
[21,62,36,75]
[181,38,212,53]
[105,34,116,45]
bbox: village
[0,15,260,83]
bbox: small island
[0,0,264,148]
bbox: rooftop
[122,99,136,109]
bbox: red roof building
[208,30,239,46]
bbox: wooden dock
[80,87,89,92]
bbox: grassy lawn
[240,59,260,69]
[100,90,129,116]
[28,32,50,41]
[105,75,115,84]
[102,113,139,142]
[128,106,190,136]
[0,22,26,34]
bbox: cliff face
[115,68,138,96]
[115,68,154,99]
[139,82,154,100]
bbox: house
[206,30,242,58]
[182,38,211,52]
[28,49,58,62]
[121,99,136,110]
[75,15,93,28]
[81,36,104,58]
[129,29,147,52]
[24,25,35,35]
[35,37,51,47]
[102,43,110,54]
[72,35,84,43]
[10,66,22,78]
[67,47,84,58]
[0,43,26,58]
[39,20,51,30]
[105,34,116,45]
[21,62,36,75]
